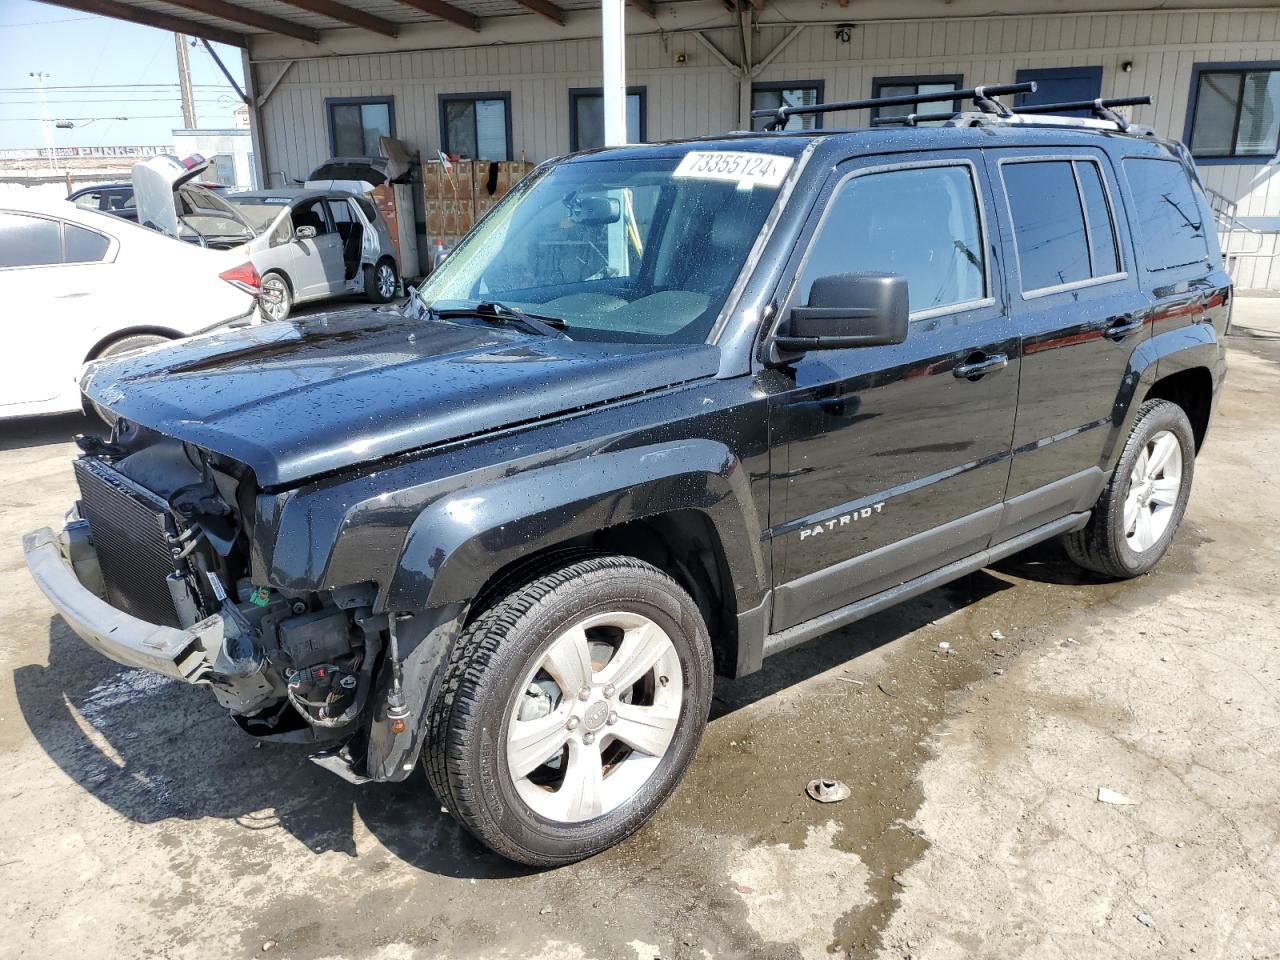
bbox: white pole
[600,0,627,145]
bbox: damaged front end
[23,419,401,782]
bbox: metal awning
[36,0,659,46]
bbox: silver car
[230,188,400,321]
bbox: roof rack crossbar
[752,81,1036,131]
[1013,95,1151,130]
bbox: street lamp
[55,117,128,129]
[29,71,54,172]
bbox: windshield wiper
[435,301,570,339]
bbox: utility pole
[175,34,197,128]
[29,72,55,173]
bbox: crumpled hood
[82,307,720,487]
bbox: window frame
[438,91,513,162]
[996,155,1128,300]
[870,74,964,121]
[0,210,116,271]
[1184,61,1280,165]
[750,80,826,131]
[324,96,397,158]
[783,156,996,325]
[568,86,647,151]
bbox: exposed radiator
[74,457,184,628]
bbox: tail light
[219,261,261,295]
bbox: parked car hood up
[80,307,721,487]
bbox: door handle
[1103,315,1145,341]
[953,352,1008,380]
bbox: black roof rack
[751,81,1036,131]
[1013,96,1151,130]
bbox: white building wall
[254,7,1280,287]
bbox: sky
[0,0,247,150]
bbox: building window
[751,81,824,131]
[1187,63,1280,161]
[569,87,645,151]
[326,97,395,157]
[871,74,963,123]
[210,154,235,186]
[440,93,512,161]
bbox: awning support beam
[392,0,481,32]
[36,0,247,47]
[273,0,400,38]
[200,37,250,103]
[162,0,319,43]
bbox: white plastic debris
[991,630,1005,641]
[1136,913,1156,929]
[806,778,851,803]
[1097,787,1137,805]
[937,641,952,654]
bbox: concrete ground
[0,299,1277,960]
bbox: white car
[0,193,260,420]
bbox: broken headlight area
[70,420,386,749]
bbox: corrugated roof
[42,0,674,45]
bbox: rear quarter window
[1122,158,1209,271]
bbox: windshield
[414,152,791,343]
[230,196,292,231]
[177,184,256,242]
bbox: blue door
[1015,66,1104,115]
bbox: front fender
[383,438,767,615]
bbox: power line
[0,84,234,92]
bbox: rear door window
[63,223,111,263]
[797,163,987,315]
[1001,158,1123,294]
[1122,158,1209,271]
[0,213,62,268]
[1075,161,1120,278]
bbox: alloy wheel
[506,610,683,823]
[261,275,289,321]
[1123,429,1183,552]
[377,263,396,299]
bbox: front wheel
[424,555,713,866]
[1063,399,1196,578]
[366,258,398,303]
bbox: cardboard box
[422,158,535,258]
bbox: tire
[424,555,714,867]
[1062,399,1196,579]
[260,271,292,322]
[366,258,398,303]
[87,334,171,423]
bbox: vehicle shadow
[12,616,532,882]
[13,542,1078,879]
[0,412,104,452]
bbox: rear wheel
[1063,399,1196,578]
[424,555,713,866]
[260,271,292,322]
[366,258,398,303]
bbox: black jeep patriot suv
[24,87,1229,866]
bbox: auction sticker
[673,151,794,189]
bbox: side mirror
[295,225,317,240]
[775,273,909,353]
